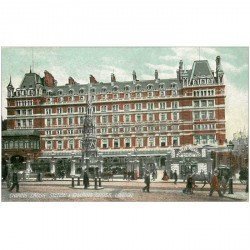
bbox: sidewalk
[223,192,248,201]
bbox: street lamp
[227,140,234,194]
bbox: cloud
[222,62,248,74]
[225,76,248,139]
[145,63,177,79]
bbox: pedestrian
[173,170,178,184]
[209,170,223,197]
[220,176,227,194]
[83,170,89,189]
[6,166,12,189]
[142,171,150,192]
[151,170,156,181]
[9,169,19,192]
[170,170,173,179]
[185,174,193,194]
[123,169,127,180]
[127,171,131,181]
[162,170,169,181]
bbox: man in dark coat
[173,170,178,184]
[9,169,19,192]
[142,171,150,192]
[83,170,89,189]
[185,174,193,194]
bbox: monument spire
[82,78,98,172]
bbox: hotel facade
[2,56,226,175]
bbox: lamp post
[227,140,234,194]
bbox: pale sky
[1,47,248,140]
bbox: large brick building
[2,56,226,175]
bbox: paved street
[1,179,248,202]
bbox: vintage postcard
[1,47,248,202]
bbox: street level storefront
[37,145,215,178]
[2,129,40,171]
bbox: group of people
[162,170,178,184]
[123,169,136,181]
[142,168,228,197]
[5,168,20,193]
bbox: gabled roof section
[190,60,214,80]
[20,72,43,89]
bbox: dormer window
[113,86,118,92]
[147,84,153,90]
[69,89,74,95]
[58,90,63,95]
[159,83,164,89]
[101,87,107,93]
[47,91,52,96]
[124,85,130,92]
[79,89,84,94]
[91,87,96,93]
[135,84,141,91]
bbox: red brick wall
[216,109,225,120]
[215,97,225,105]
[44,71,56,87]
[180,135,193,145]
[180,99,192,107]
[181,111,192,121]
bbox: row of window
[100,125,179,134]
[16,89,34,97]
[55,83,176,96]
[193,100,214,108]
[16,109,33,116]
[100,112,178,123]
[16,100,33,106]
[45,137,175,150]
[194,135,216,144]
[16,119,33,128]
[194,124,216,130]
[43,124,180,135]
[44,112,179,126]
[193,89,215,97]
[193,110,215,120]
[3,140,40,149]
[191,78,214,86]
[101,101,178,112]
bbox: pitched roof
[19,72,43,89]
[46,78,180,95]
[190,60,214,79]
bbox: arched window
[47,91,52,96]
[79,88,84,94]
[58,89,63,95]
[69,89,74,95]
[57,140,63,150]
[69,139,74,150]
[46,141,52,150]
[113,86,118,92]
[135,84,141,91]
[90,87,96,93]
[147,84,153,90]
